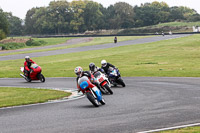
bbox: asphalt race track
[0,77,200,133]
[0,35,200,133]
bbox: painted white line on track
[137,123,200,133]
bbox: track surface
[0,77,200,133]
[1,35,200,133]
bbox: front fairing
[78,76,94,92]
[91,87,102,102]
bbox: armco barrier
[32,32,200,38]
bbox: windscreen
[31,64,38,69]
[78,76,89,86]
[94,71,101,78]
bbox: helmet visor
[90,66,95,71]
[76,71,82,76]
[102,63,107,67]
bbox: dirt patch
[0,38,30,44]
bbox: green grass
[0,34,200,78]
[0,37,73,55]
[156,21,200,27]
[0,87,71,108]
[0,36,150,56]
[7,37,73,46]
[157,126,200,133]
[119,21,200,34]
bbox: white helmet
[74,66,83,76]
[101,60,107,67]
[25,56,30,59]
[25,56,30,61]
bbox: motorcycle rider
[89,62,104,75]
[114,36,117,43]
[101,60,116,75]
[24,56,35,79]
[74,66,101,92]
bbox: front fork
[91,87,102,101]
[90,87,97,99]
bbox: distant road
[0,34,190,61]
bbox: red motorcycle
[20,64,45,82]
[78,76,105,107]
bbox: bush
[0,43,26,50]
[26,39,47,46]
[0,30,6,40]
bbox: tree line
[1,0,200,39]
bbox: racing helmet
[89,62,95,71]
[101,60,107,67]
[25,56,30,61]
[74,66,83,76]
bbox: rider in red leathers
[24,56,35,79]
[74,66,101,92]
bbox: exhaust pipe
[20,73,26,78]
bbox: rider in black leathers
[89,62,104,75]
[100,60,116,75]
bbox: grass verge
[0,37,73,55]
[157,126,200,133]
[0,34,200,77]
[0,87,71,108]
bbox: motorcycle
[20,64,45,82]
[108,67,125,87]
[93,71,113,94]
[78,76,105,107]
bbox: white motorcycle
[93,71,113,94]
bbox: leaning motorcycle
[20,64,45,82]
[108,67,125,87]
[78,76,105,107]
[93,71,113,94]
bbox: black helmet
[89,62,95,71]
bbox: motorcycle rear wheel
[86,92,99,107]
[39,74,45,82]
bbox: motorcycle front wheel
[104,83,113,94]
[25,77,31,82]
[117,78,125,87]
[100,98,106,105]
[86,92,99,107]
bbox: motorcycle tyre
[104,83,113,94]
[100,98,106,105]
[39,74,45,82]
[25,76,31,82]
[117,78,125,87]
[99,87,107,94]
[86,92,99,107]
